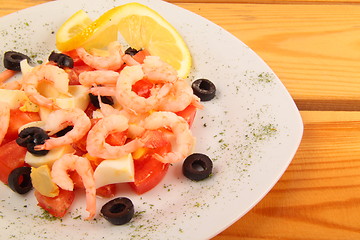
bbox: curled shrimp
[22,64,69,109]
[35,108,91,150]
[51,154,96,220]
[115,65,157,113]
[78,70,119,87]
[142,111,195,163]
[86,114,144,159]
[156,78,196,112]
[142,56,177,83]
[0,102,10,145]
[76,41,124,70]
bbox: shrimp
[0,80,22,90]
[35,108,91,150]
[156,78,195,112]
[22,64,69,109]
[51,154,96,220]
[0,102,10,145]
[142,56,177,83]
[122,54,141,66]
[88,86,116,96]
[76,41,124,70]
[115,65,158,113]
[142,111,195,163]
[86,114,143,159]
[78,70,119,87]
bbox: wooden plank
[175,3,360,111]
[214,111,360,239]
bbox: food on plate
[182,153,213,181]
[7,166,33,194]
[191,78,216,101]
[3,51,31,71]
[101,197,135,225]
[0,2,216,223]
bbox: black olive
[101,197,135,225]
[191,78,216,101]
[89,93,114,108]
[124,47,139,56]
[8,167,33,194]
[54,125,74,137]
[182,153,213,181]
[48,51,74,68]
[17,127,49,156]
[3,51,31,71]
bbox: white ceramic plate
[0,0,303,239]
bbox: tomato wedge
[3,109,40,144]
[130,154,169,194]
[35,189,75,218]
[0,140,27,184]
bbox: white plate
[0,0,303,239]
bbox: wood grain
[213,111,360,239]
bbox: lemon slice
[55,3,192,78]
[115,3,192,78]
[56,10,93,52]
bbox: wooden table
[1,0,360,239]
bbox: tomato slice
[132,49,150,64]
[0,140,27,184]
[3,109,40,143]
[129,154,169,195]
[96,184,116,198]
[105,130,127,146]
[35,189,75,218]
[175,103,197,127]
[132,79,153,98]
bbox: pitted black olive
[182,153,213,181]
[17,127,49,156]
[191,78,216,101]
[124,47,139,56]
[101,197,135,225]
[8,167,33,194]
[54,126,74,137]
[3,51,31,71]
[89,93,114,108]
[48,51,74,68]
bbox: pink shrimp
[142,111,195,163]
[76,41,124,70]
[22,64,69,109]
[122,54,141,66]
[86,114,144,159]
[88,86,116,96]
[0,102,10,145]
[35,108,91,150]
[155,78,195,112]
[51,154,96,220]
[0,69,16,83]
[78,70,119,87]
[142,56,177,83]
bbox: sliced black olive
[89,93,114,108]
[124,47,139,56]
[101,197,135,225]
[54,126,74,137]
[191,78,216,101]
[4,51,31,71]
[17,127,49,156]
[48,51,74,68]
[8,167,33,194]
[182,153,213,181]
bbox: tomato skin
[175,103,197,127]
[35,189,75,218]
[0,140,27,184]
[105,130,127,146]
[4,109,40,143]
[132,49,150,63]
[132,79,153,98]
[96,184,116,198]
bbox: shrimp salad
[0,36,215,222]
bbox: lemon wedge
[55,3,192,78]
[56,10,93,52]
